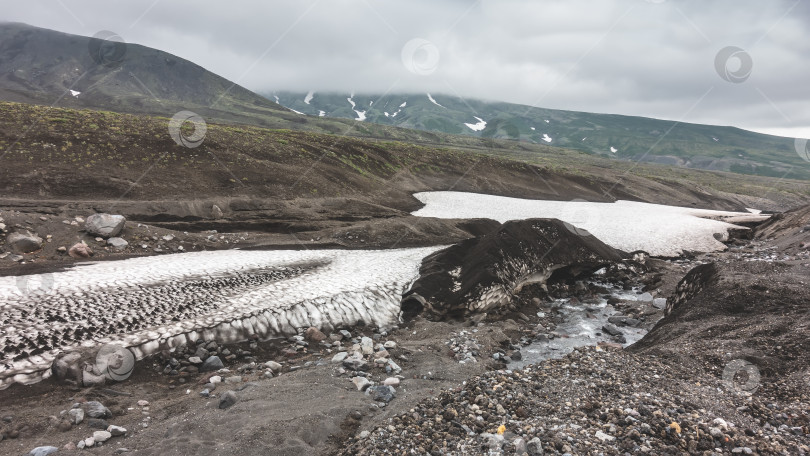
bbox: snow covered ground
[0,247,440,389]
[411,191,768,256]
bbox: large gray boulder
[7,231,43,253]
[85,214,126,238]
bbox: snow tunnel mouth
[401,293,426,320]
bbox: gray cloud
[2,0,809,137]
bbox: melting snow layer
[411,191,768,257]
[304,90,314,104]
[0,247,440,389]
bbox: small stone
[383,377,400,387]
[107,237,129,250]
[365,385,396,403]
[342,357,368,371]
[652,298,667,309]
[264,361,282,373]
[83,437,95,447]
[360,337,374,355]
[304,327,327,342]
[339,330,352,340]
[601,323,623,337]
[526,437,543,456]
[352,376,372,391]
[84,401,112,419]
[87,418,109,429]
[68,408,85,425]
[224,375,242,384]
[188,356,203,364]
[331,352,349,363]
[200,356,224,372]
[68,242,93,258]
[219,391,238,409]
[85,213,126,238]
[209,375,222,384]
[7,231,43,253]
[93,430,112,442]
[383,341,397,349]
[137,400,149,407]
[28,446,59,456]
[595,430,615,442]
[107,425,127,437]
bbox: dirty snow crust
[412,192,768,256]
[0,247,439,389]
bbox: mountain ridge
[271,90,810,180]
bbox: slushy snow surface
[411,191,768,256]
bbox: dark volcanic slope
[403,219,623,320]
[631,208,810,380]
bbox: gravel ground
[336,346,809,455]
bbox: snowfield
[411,191,768,256]
[0,247,440,389]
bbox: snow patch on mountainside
[464,117,487,132]
[304,91,314,104]
[542,134,552,143]
[427,93,445,108]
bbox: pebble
[108,425,127,436]
[383,377,400,387]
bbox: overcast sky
[3,0,809,138]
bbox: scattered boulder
[107,237,128,251]
[7,231,43,253]
[69,242,93,258]
[85,213,126,238]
